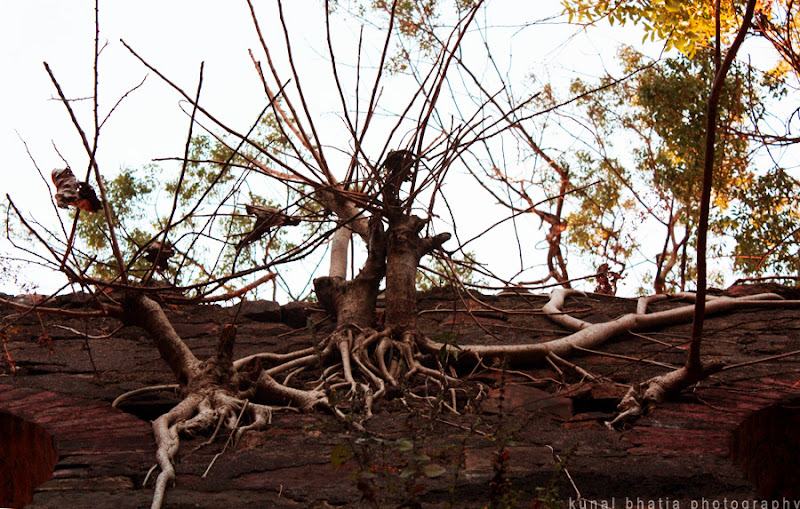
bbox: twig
[721,348,800,371]
[200,272,277,303]
[572,345,678,369]
[547,445,581,500]
[202,399,249,478]
[43,62,128,282]
[547,352,600,382]
[436,417,489,437]
[53,324,123,339]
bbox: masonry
[1,285,799,508]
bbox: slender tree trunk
[125,293,200,386]
[687,0,757,372]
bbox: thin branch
[687,0,757,372]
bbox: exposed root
[123,227,800,509]
[547,352,601,382]
[542,289,591,331]
[607,361,725,430]
[251,370,330,410]
[151,393,203,509]
[424,289,794,365]
[148,386,285,508]
[111,384,179,408]
[201,400,250,478]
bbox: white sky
[0,0,781,297]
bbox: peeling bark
[328,225,352,279]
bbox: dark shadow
[116,397,179,422]
[0,412,59,508]
[732,396,800,499]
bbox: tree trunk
[124,293,200,387]
[384,214,450,335]
[315,217,386,328]
[328,225,351,279]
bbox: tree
[2,1,799,507]
[564,46,763,293]
[561,0,800,285]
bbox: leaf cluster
[562,0,743,56]
[563,46,771,290]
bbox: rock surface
[1,286,799,507]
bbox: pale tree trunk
[329,225,351,279]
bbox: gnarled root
[150,393,203,509]
[148,387,282,509]
[606,361,725,430]
[302,325,457,421]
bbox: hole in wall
[116,396,179,422]
[571,396,620,415]
[732,397,800,499]
[0,412,59,508]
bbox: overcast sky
[3,1,770,296]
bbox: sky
[0,1,781,297]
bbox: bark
[151,393,203,509]
[384,213,450,334]
[687,0,757,371]
[124,293,200,386]
[315,217,386,328]
[317,188,370,241]
[654,214,682,295]
[328,225,352,279]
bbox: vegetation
[2,1,800,507]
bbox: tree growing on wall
[3,1,799,507]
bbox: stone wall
[2,287,799,507]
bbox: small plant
[1,323,19,374]
[532,444,579,509]
[488,446,518,508]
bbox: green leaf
[330,443,351,469]
[399,467,416,479]
[396,437,414,451]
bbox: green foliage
[564,47,769,290]
[71,113,316,290]
[565,153,639,268]
[728,167,800,275]
[331,0,479,72]
[631,47,752,212]
[330,443,352,468]
[74,165,157,280]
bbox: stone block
[240,300,282,323]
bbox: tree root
[129,287,800,508]
[147,376,321,509]
[424,289,791,365]
[606,361,724,430]
[423,289,798,427]
[151,393,203,509]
